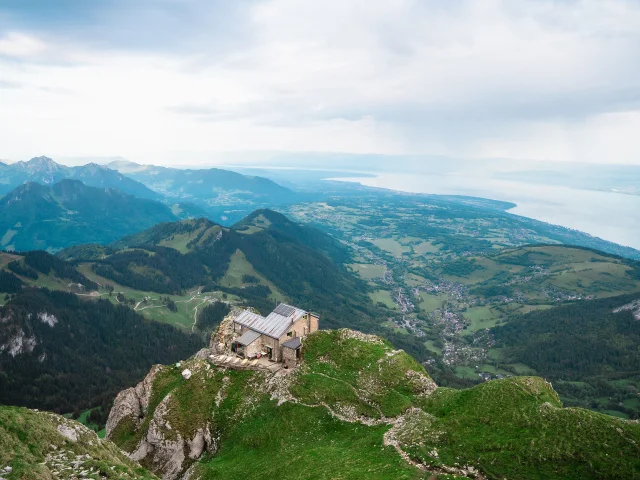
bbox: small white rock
[182,368,192,380]
[56,424,78,442]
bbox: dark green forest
[61,212,434,365]
[197,302,231,331]
[0,270,23,293]
[22,250,98,289]
[492,294,640,418]
[0,288,203,415]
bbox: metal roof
[273,303,296,317]
[281,337,302,349]
[235,329,261,346]
[233,303,307,339]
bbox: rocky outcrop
[37,312,58,327]
[106,364,163,438]
[338,328,385,345]
[613,299,640,320]
[1,406,155,479]
[128,393,217,480]
[210,309,240,354]
[107,362,219,480]
[107,328,448,480]
[191,348,211,360]
[0,324,37,357]
[57,424,79,443]
[405,369,437,397]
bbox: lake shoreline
[329,173,640,250]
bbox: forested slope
[0,288,203,414]
[491,293,640,418]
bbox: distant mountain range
[106,160,293,199]
[106,159,296,222]
[0,180,184,251]
[0,156,299,225]
[0,156,160,199]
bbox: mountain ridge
[106,161,297,224]
[0,180,179,252]
[103,326,640,480]
[0,156,160,200]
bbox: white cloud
[0,32,47,58]
[1,0,640,164]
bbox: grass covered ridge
[108,329,640,480]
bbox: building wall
[261,335,280,361]
[243,339,263,358]
[279,317,307,343]
[282,347,297,369]
[309,314,319,333]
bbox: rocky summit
[103,319,640,480]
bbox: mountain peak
[15,157,67,179]
[29,155,54,162]
[236,208,291,229]
[82,162,107,169]
[25,156,60,167]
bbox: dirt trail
[191,298,209,332]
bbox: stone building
[231,303,319,367]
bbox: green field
[370,238,410,256]
[462,306,501,333]
[412,241,440,255]
[69,408,106,438]
[404,273,426,286]
[418,293,446,312]
[348,263,386,279]
[424,339,442,355]
[220,249,286,302]
[157,232,197,253]
[454,365,478,379]
[368,289,396,309]
[76,263,225,330]
[0,229,17,249]
[235,225,263,234]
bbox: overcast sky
[1,0,640,165]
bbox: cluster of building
[392,288,415,313]
[229,303,319,369]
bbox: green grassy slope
[0,180,178,252]
[418,378,640,480]
[0,405,156,479]
[108,329,640,480]
[56,212,383,334]
[448,245,640,299]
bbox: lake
[332,173,640,250]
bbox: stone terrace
[208,354,283,373]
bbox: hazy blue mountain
[0,156,160,199]
[107,160,297,224]
[0,180,179,251]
